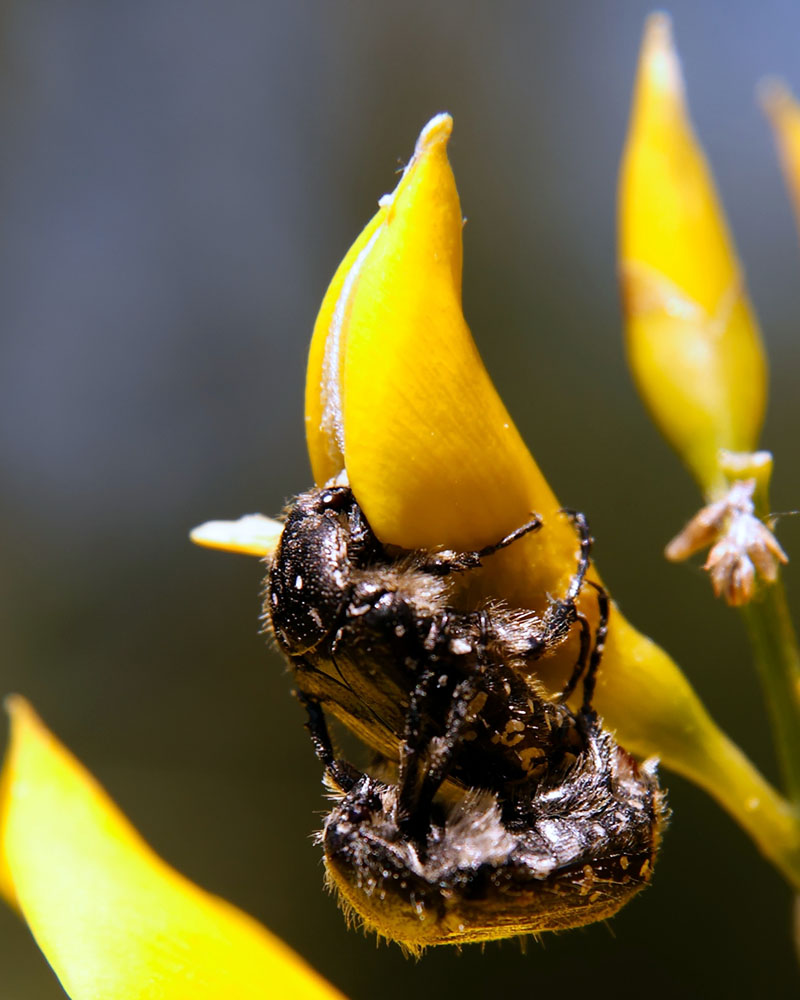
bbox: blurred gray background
[1,1,798,996]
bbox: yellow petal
[0,697,345,1000]
[303,112,800,887]
[306,113,575,611]
[762,80,800,235]
[618,14,767,495]
[190,514,284,557]
[0,750,15,908]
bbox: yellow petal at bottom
[0,697,345,1000]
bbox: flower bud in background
[618,14,767,499]
[762,80,800,234]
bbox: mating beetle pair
[264,484,666,948]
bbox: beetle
[263,483,665,946]
[265,483,606,797]
[302,684,665,949]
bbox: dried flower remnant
[666,478,788,606]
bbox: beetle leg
[558,613,592,702]
[581,581,610,715]
[418,514,542,576]
[296,691,360,792]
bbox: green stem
[741,578,800,809]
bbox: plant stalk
[741,578,800,810]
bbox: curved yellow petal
[0,697,345,1000]
[305,113,576,612]
[762,80,800,237]
[303,112,800,887]
[618,14,766,495]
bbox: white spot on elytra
[294,575,304,590]
[449,637,471,655]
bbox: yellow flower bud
[0,697,345,1000]
[305,114,580,617]
[618,14,767,496]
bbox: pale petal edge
[190,514,283,558]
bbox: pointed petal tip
[415,113,453,154]
[4,693,31,726]
[759,77,792,120]
[756,76,792,114]
[377,114,454,216]
[644,10,673,42]
[378,113,454,219]
[642,11,683,100]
